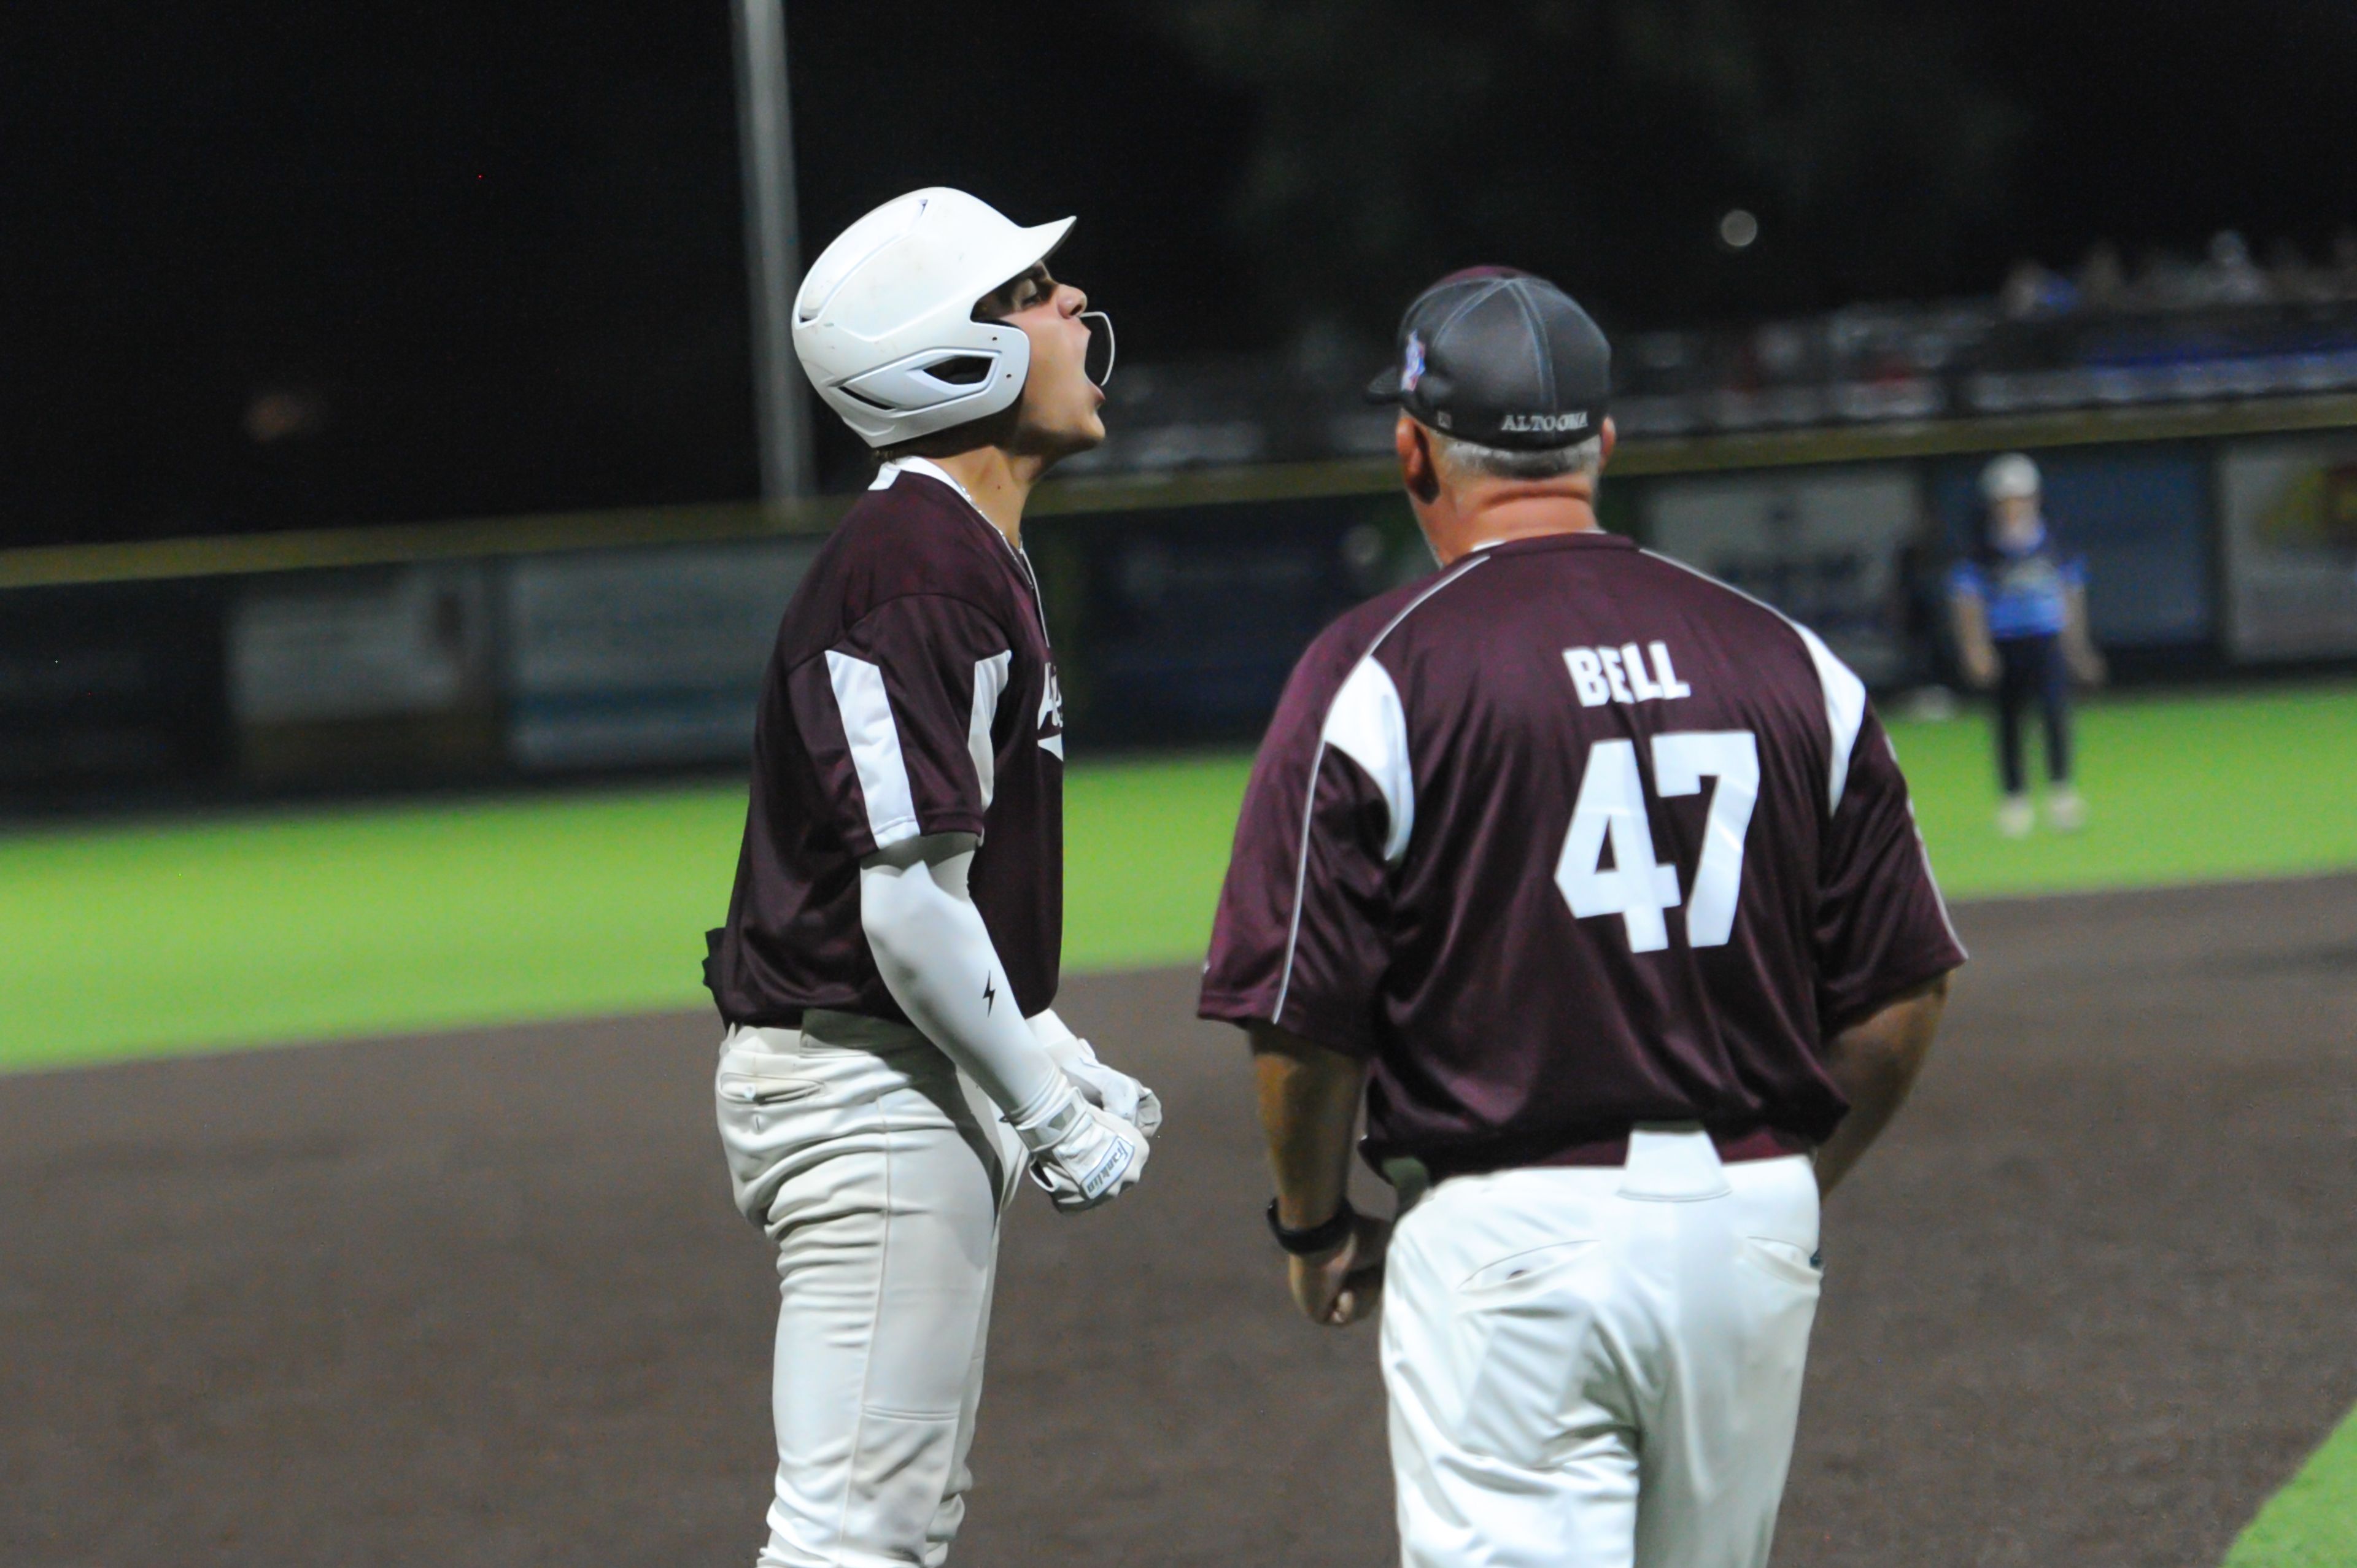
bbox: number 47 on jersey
[1558,726,1759,954]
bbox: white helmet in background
[1980,451,2042,503]
[792,188,1075,447]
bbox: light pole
[730,0,813,506]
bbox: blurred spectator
[2332,227,2357,293]
[1108,226,2357,465]
[2076,242,2128,311]
[2002,259,2079,319]
[2204,230,2271,304]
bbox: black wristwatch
[1266,1196,1357,1256]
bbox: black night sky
[7,0,2357,546]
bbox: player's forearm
[1949,595,1995,674]
[1249,1024,1367,1229]
[2062,587,2105,671]
[859,838,1068,1126]
[1025,1005,1088,1067]
[1814,973,1951,1196]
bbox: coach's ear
[1598,415,1616,471]
[1396,414,1441,503]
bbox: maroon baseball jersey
[705,460,1067,1027]
[1199,529,1965,1169]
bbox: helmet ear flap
[829,324,1031,441]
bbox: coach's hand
[1015,1092,1151,1213]
[1290,1212,1391,1327]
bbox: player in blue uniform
[1948,452,2106,836]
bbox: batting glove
[1011,1090,1151,1213]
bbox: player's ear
[1398,415,1440,504]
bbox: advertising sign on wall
[228,565,498,784]
[1034,494,1422,747]
[0,581,229,800]
[1643,467,1919,684]
[231,566,492,723]
[504,538,820,768]
[2217,436,2357,661]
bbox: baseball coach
[1199,268,1967,1568]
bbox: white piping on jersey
[1794,626,1865,813]
[1271,553,1492,1022]
[1641,548,1965,956]
[825,649,920,848]
[967,651,1013,809]
[1637,549,1864,814]
[1321,659,1415,863]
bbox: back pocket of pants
[1740,1236,1824,1289]
[711,1070,825,1132]
[1458,1240,1601,1296]
[719,1073,821,1110]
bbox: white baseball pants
[1380,1129,1822,1568]
[714,1013,1026,1568]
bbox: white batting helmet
[791,188,1074,448]
[1980,452,2042,503]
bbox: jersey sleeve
[1198,644,1397,1057]
[1813,707,1968,1030]
[784,594,1015,856]
[1946,560,1986,599]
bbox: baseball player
[703,187,1158,1568]
[1949,452,2107,836]
[1200,268,1967,1567]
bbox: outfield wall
[6,401,2356,806]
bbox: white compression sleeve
[1026,1006,1083,1053]
[858,834,1071,1127]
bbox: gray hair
[1431,430,1603,482]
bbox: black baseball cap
[1364,267,1611,450]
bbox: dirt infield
[4,876,2353,1567]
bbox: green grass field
[5,682,2353,1075]
[2226,1404,2357,1568]
[3,679,2354,1560]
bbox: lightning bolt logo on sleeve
[983,975,997,1014]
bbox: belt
[1411,1124,1812,1187]
[721,1007,804,1030]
